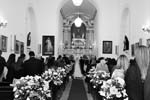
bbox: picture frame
[103,41,112,54]
[115,45,119,55]
[15,40,20,54]
[147,39,150,47]
[0,35,8,52]
[20,42,24,54]
[131,44,135,56]
[131,42,139,56]
[42,36,55,56]
[38,44,41,54]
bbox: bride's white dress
[74,56,83,78]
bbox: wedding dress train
[74,56,83,78]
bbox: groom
[79,56,85,76]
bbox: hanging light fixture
[72,0,83,6]
[0,16,7,28]
[74,16,83,27]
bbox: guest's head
[7,53,16,66]
[0,65,4,78]
[0,50,2,56]
[29,51,35,57]
[116,54,129,71]
[135,45,149,80]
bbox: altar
[60,14,97,56]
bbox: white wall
[1,0,150,60]
[0,0,27,60]
[93,0,120,59]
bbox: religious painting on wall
[147,39,150,47]
[115,45,119,55]
[20,42,24,54]
[71,23,86,40]
[0,35,8,52]
[131,44,135,56]
[131,42,139,56]
[103,41,112,54]
[15,40,20,54]
[42,36,54,56]
[38,44,41,54]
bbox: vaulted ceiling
[60,0,97,21]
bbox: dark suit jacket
[144,65,150,100]
[125,60,144,100]
[23,57,44,76]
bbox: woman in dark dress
[5,53,16,83]
[125,45,149,100]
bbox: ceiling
[60,0,97,20]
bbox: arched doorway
[59,0,97,57]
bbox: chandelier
[142,24,150,33]
[0,16,7,28]
[74,16,83,27]
[72,0,83,6]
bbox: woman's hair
[135,45,150,79]
[7,53,16,66]
[116,54,129,71]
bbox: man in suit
[23,51,44,76]
[79,56,85,75]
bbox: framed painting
[20,42,24,54]
[15,40,20,54]
[38,44,41,54]
[42,36,55,56]
[131,44,135,56]
[147,39,150,47]
[115,45,119,55]
[103,41,112,54]
[0,35,8,52]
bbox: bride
[73,55,83,78]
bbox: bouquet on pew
[87,67,110,88]
[13,75,51,100]
[99,77,128,100]
[42,67,67,86]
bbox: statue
[123,35,129,51]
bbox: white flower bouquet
[87,68,110,88]
[42,67,67,86]
[99,77,128,100]
[13,75,51,100]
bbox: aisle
[67,79,88,100]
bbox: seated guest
[96,57,109,73]
[23,51,44,76]
[125,45,149,100]
[111,54,129,79]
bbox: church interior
[0,0,150,100]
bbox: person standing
[5,53,16,83]
[23,51,44,76]
[0,50,7,81]
[0,50,7,70]
[125,46,149,100]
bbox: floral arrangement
[87,67,110,88]
[64,64,72,74]
[13,75,51,100]
[99,77,128,100]
[13,64,72,100]
[41,67,66,86]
